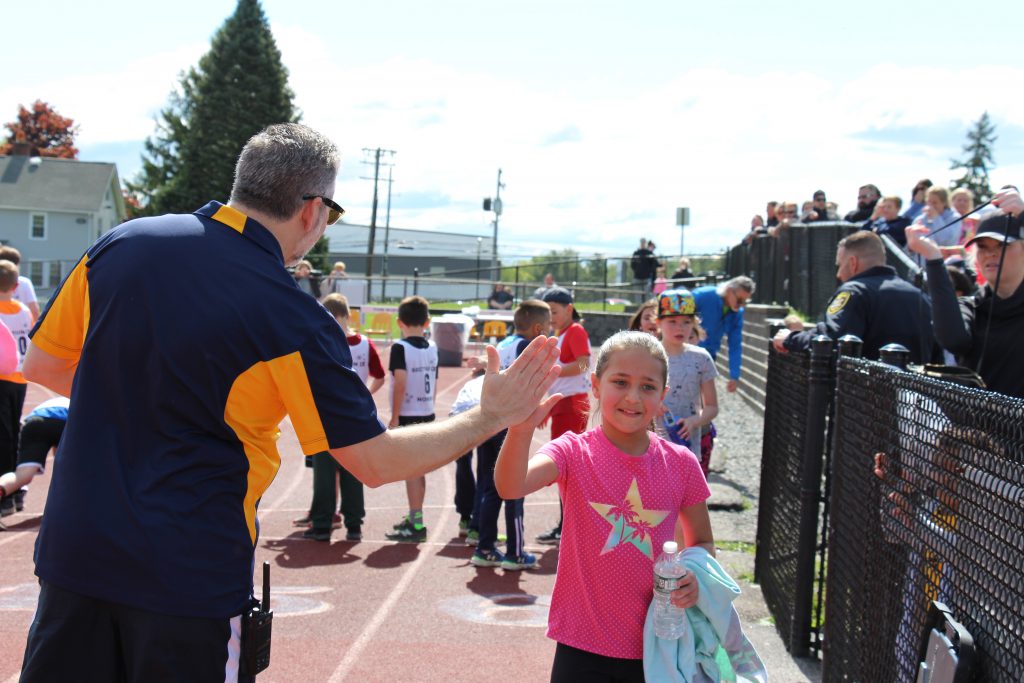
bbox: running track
[0,344,563,682]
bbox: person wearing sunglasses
[844,183,882,224]
[17,122,562,682]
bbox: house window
[29,213,47,240]
[27,261,44,287]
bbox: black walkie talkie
[240,561,273,676]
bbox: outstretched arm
[331,336,562,488]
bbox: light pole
[476,237,483,300]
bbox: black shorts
[550,642,645,683]
[398,414,435,427]
[22,580,252,682]
[16,415,65,471]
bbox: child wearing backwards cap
[656,289,719,475]
[536,287,592,545]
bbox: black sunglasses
[302,195,345,225]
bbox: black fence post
[837,334,864,359]
[413,268,419,296]
[879,342,910,370]
[792,334,835,657]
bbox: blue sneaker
[501,552,539,571]
[470,548,505,567]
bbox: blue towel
[643,547,767,682]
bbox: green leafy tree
[950,112,997,204]
[129,0,297,215]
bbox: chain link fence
[756,336,1024,680]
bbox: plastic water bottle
[653,540,688,639]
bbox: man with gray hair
[692,276,756,393]
[19,123,561,681]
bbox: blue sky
[5,0,1023,259]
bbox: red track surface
[0,345,564,682]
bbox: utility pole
[381,166,394,300]
[361,148,396,282]
[482,168,504,278]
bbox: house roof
[0,155,121,214]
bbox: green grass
[716,540,757,554]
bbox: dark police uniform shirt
[30,202,384,619]
[784,265,937,363]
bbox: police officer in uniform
[772,230,936,363]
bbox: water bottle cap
[662,541,678,555]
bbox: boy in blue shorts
[462,299,551,569]
[386,296,439,543]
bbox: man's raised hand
[479,336,562,429]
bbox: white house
[0,150,125,297]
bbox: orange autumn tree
[0,100,79,158]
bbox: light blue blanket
[643,547,768,682]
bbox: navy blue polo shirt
[30,202,384,618]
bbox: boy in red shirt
[536,287,591,544]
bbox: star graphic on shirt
[589,478,671,559]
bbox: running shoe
[458,518,471,537]
[470,548,506,568]
[385,518,427,543]
[501,552,539,571]
[302,528,331,542]
[13,489,26,512]
[535,527,561,545]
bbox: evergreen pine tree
[950,112,997,204]
[129,0,297,215]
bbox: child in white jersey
[0,260,33,516]
[656,289,719,475]
[495,331,714,681]
[386,296,439,543]
[298,294,385,542]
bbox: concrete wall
[715,303,790,416]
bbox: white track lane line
[327,457,455,683]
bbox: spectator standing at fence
[913,186,962,256]
[692,277,753,394]
[864,195,912,247]
[767,201,799,236]
[293,259,321,298]
[803,190,838,223]
[533,273,556,300]
[844,184,881,224]
[321,261,349,295]
[671,257,694,283]
[773,231,936,363]
[765,201,779,228]
[487,283,514,310]
[630,238,658,301]
[906,191,1024,398]
[902,179,933,222]
[17,122,564,681]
